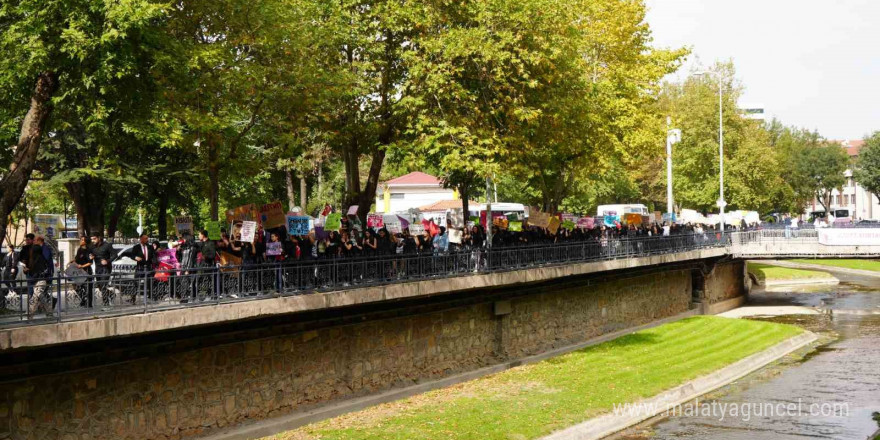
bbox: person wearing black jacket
[122,234,156,301]
[71,237,93,307]
[20,234,51,314]
[90,233,119,306]
[193,230,219,299]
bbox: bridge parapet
[729,230,880,259]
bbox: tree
[0,0,167,243]
[798,142,849,216]
[853,132,880,205]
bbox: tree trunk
[299,175,307,209]
[0,72,58,245]
[285,169,297,211]
[66,178,107,238]
[208,140,220,221]
[106,193,125,238]
[157,190,169,240]
[459,182,470,228]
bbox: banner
[576,217,595,230]
[287,216,311,236]
[818,229,880,246]
[508,221,522,232]
[260,201,286,229]
[240,221,257,243]
[34,214,64,238]
[205,221,223,240]
[325,213,342,231]
[226,204,258,224]
[266,241,283,256]
[175,216,194,237]
[367,214,384,229]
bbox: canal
[616,272,880,440]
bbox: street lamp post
[693,71,727,236]
[666,117,681,215]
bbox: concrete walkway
[541,331,818,440]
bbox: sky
[644,0,880,141]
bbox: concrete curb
[762,278,838,287]
[541,330,818,440]
[198,310,701,440]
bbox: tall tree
[799,142,849,215]
[853,132,880,205]
[0,0,165,242]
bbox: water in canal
[616,272,880,440]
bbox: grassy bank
[790,259,880,272]
[748,262,833,283]
[266,316,802,440]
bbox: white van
[596,204,649,217]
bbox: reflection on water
[615,281,880,440]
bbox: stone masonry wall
[0,269,692,440]
[702,261,747,305]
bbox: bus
[596,204,649,217]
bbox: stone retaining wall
[0,269,695,440]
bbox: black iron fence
[0,233,729,328]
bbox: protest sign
[156,249,179,268]
[240,221,257,243]
[205,221,222,240]
[448,229,463,244]
[561,213,576,224]
[287,216,311,236]
[493,217,509,229]
[325,213,342,231]
[314,226,329,240]
[654,211,663,222]
[603,215,620,227]
[547,216,561,234]
[408,223,425,235]
[260,201,286,228]
[367,214,384,228]
[529,211,551,229]
[561,220,576,231]
[266,241,283,256]
[175,216,194,237]
[347,205,359,217]
[385,219,402,234]
[226,204,258,224]
[623,213,642,226]
[448,209,465,228]
[33,214,64,238]
[576,217,595,229]
[508,221,522,232]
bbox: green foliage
[797,141,849,212]
[853,132,880,205]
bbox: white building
[374,172,456,214]
[806,140,880,221]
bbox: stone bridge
[1,230,879,440]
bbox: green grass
[790,259,880,272]
[747,262,833,282]
[268,316,803,440]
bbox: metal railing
[0,233,729,328]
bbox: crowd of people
[1,215,739,315]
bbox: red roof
[834,140,865,157]
[385,171,442,186]
[418,200,478,212]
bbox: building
[806,140,880,221]
[374,172,457,214]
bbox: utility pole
[666,117,681,216]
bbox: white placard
[818,228,880,246]
[448,229,463,244]
[409,224,425,235]
[240,221,257,243]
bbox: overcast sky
[645,0,880,140]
